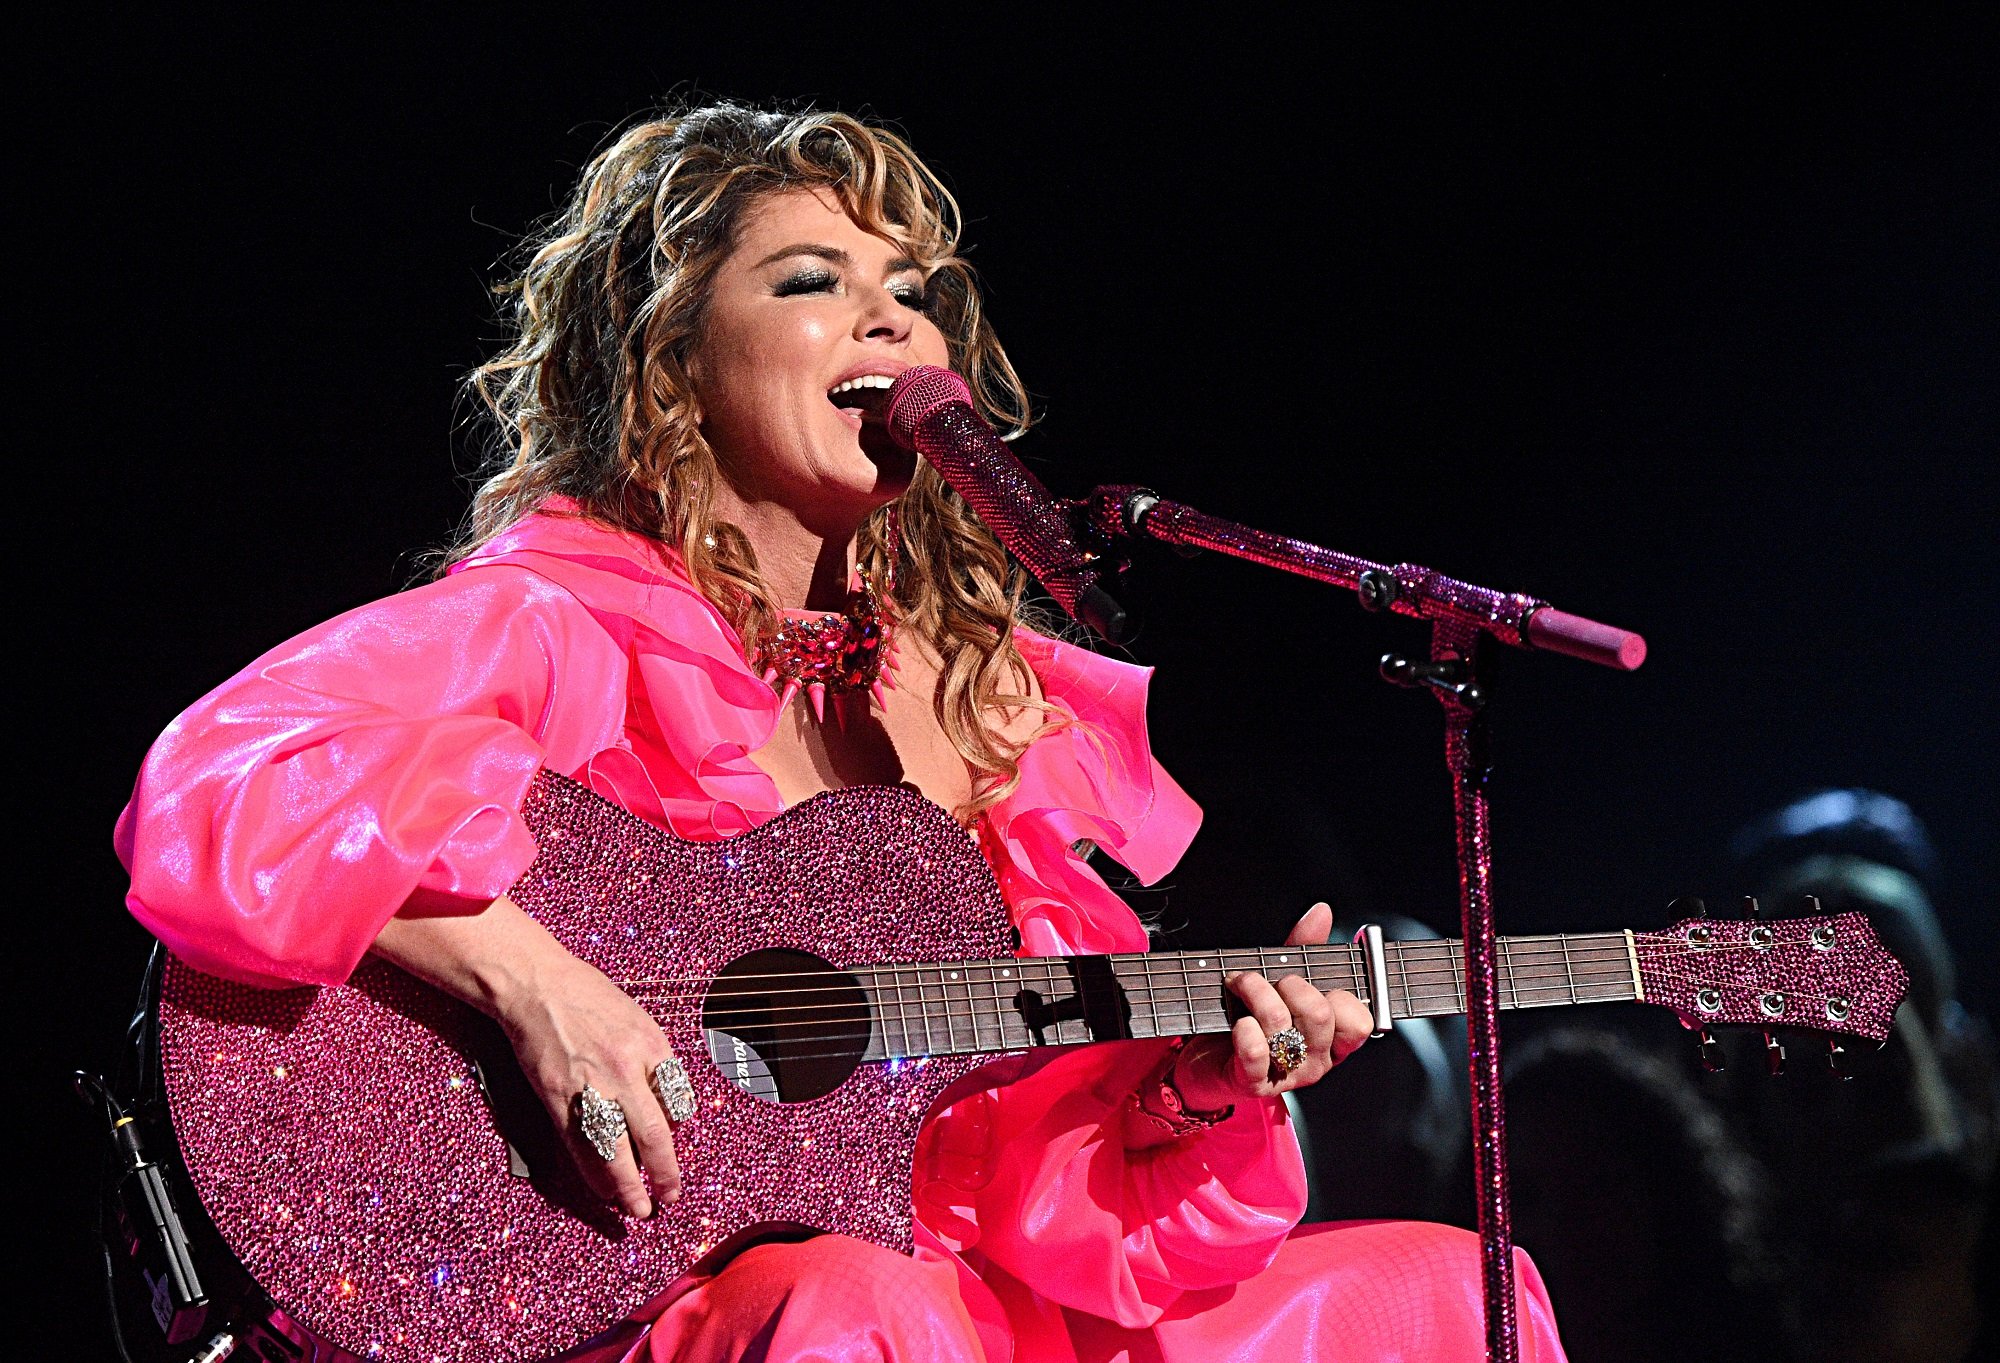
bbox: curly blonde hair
[452,102,1044,808]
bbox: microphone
[884,366,1133,642]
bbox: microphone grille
[885,366,977,449]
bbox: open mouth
[827,373,895,423]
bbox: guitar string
[615,961,1824,1014]
[620,979,1872,1055]
[616,959,1824,1015]
[615,962,1651,1010]
[620,967,1640,1007]
[671,987,1884,1069]
[608,951,1796,1009]
[660,943,1872,1047]
[607,937,1676,990]
[687,975,1885,1061]
[616,962,1649,1007]
[605,933,1830,991]
[604,940,1859,1038]
[618,971,1828,1039]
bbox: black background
[26,10,1997,1353]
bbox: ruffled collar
[455,501,1201,953]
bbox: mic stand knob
[1380,654,1487,710]
[1357,569,1400,612]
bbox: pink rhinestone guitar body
[160,770,1014,1363]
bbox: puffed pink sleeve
[915,630,1309,1326]
[114,566,625,989]
[922,1045,1309,1326]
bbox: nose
[853,282,913,345]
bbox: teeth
[828,374,898,396]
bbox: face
[694,187,952,533]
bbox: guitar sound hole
[702,950,871,1102]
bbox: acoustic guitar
[146,770,1908,1362]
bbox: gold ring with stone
[1267,1026,1308,1080]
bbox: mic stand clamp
[1379,652,1486,712]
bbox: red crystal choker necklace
[754,565,899,720]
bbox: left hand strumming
[1170,902,1374,1113]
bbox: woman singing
[117,103,1566,1361]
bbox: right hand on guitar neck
[372,895,680,1220]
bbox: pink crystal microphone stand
[1085,486,1646,1363]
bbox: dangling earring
[881,504,904,599]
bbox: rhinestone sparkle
[161,770,1014,1362]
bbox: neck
[708,486,864,612]
[846,931,1645,1060]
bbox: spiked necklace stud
[755,566,899,720]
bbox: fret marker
[1197,959,1208,967]
[1001,968,1011,977]
[949,971,959,980]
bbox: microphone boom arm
[1084,485,1646,671]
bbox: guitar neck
[861,931,1645,1061]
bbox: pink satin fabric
[117,503,1566,1362]
[643,1226,1564,1363]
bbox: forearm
[375,893,680,1219]
[372,894,575,1020]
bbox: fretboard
[856,932,1643,1061]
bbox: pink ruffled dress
[117,504,1566,1363]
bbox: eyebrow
[752,243,925,275]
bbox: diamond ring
[575,1084,628,1162]
[652,1055,697,1124]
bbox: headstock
[1633,904,1908,1050]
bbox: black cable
[99,1240,145,1363]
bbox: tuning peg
[1668,895,1707,919]
[1798,893,1822,914]
[1742,895,1762,920]
[1826,1040,1853,1080]
[1698,1027,1726,1072]
[1763,1031,1786,1076]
